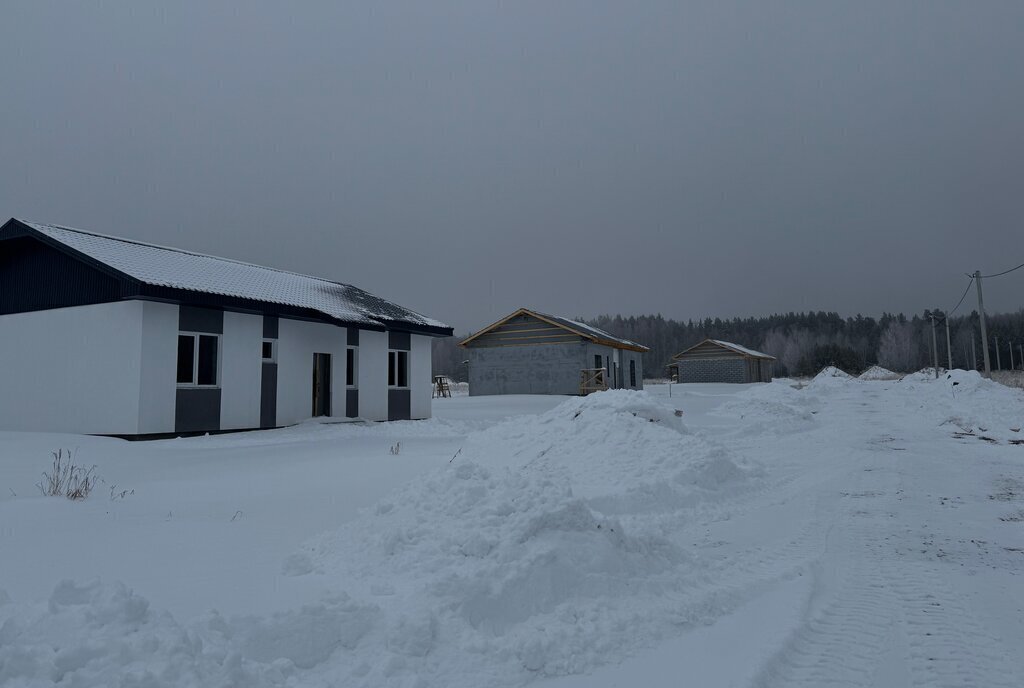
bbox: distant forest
[432,309,1024,380]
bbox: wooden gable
[460,310,585,348]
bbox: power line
[979,261,1024,279]
[936,276,974,324]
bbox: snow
[549,315,648,351]
[708,339,774,359]
[2,376,1024,686]
[19,220,449,330]
[859,364,899,380]
[808,365,854,387]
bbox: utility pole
[930,315,939,378]
[944,317,953,370]
[975,271,991,376]
[971,330,977,370]
[996,335,1002,370]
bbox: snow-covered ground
[1,374,1022,686]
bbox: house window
[261,339,276,362]
[347,347,357,387]
[388,349,409,388]
[594,354,602,369]
[177,333,219,386]
[630,359,636,387]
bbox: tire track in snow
[748,422,1021,688]
[750,522,902,688]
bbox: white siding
[275,319,349,425]
[137,301,178,434]
[410,333,433,420]
[0,301,145,434]
[357,329,388,421]
[220,311,263,430]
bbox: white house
[0,218,453,436]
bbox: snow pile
[858,365,899,381]
[899,369,1024,442]
[278,391,761,686]
[0,581,280,688]
[0,391,763,688]
[814,366,852,380]
[900,367,948,382]
[712,381,819,436]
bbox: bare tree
[877,321,917,372]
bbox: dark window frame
[629,359,636,387]
[346,347,357,387]
[261,339,276,362]
[388,349,409,389]
[177,332,220,387]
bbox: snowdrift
[858,365,899,381]
[279,391,762,686]
[712,380,819,436]
[899,369,1024,443]
[0,391,762,688]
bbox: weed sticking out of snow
[37,448,97,500]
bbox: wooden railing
[432,375,452,398]
[579,368,609,395]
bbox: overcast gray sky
[2,1,1022,331]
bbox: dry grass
[37,448,98,500]
[991,370,1024,390]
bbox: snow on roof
[532,310,649,351]
[17,220,450,332]
[709,340,775,359]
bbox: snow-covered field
[2,373,1023,687]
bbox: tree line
[432,309,1024,380]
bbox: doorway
[312,353,331,416]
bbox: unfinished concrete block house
[0,218,452,436]
[460,308,648,395]
[669,339,775,383]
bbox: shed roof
[671,338,776,361]
[3,218,451,335]
[460,307,649,352]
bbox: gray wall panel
[388,331,410,350]
[179,306,223,334]
[263,315,279,339]
[175,388,222,432]
[388,389,410,420]
[260,363,277,428]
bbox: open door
[312,353,331,417]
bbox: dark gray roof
[11,219,452,335]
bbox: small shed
[669,339,775,383]
[460,308,648,396]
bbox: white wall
[137,301,178,434]
[410,333,433,420]
[220,311,263,430]
[0,301,145,434]
[276,319,349,425]
[357,329,388,421]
